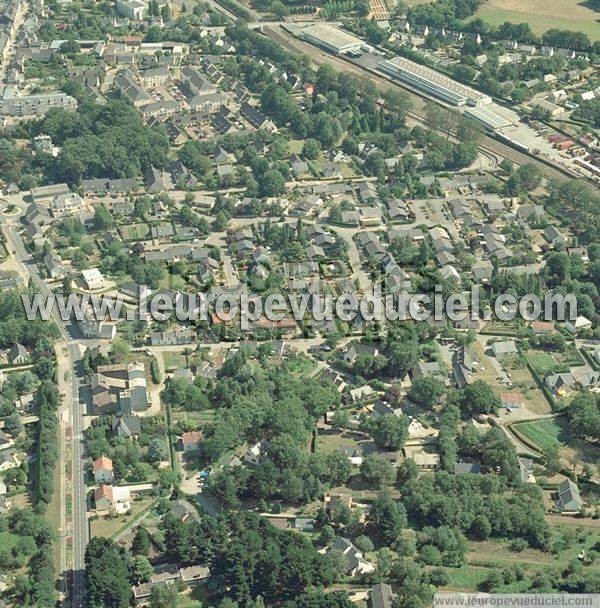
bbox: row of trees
[33,382,60,510]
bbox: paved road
[4,224,88,608]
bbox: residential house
[50,192,83,218]
[81,268,105,290]
[555,478,582,513]
[243,440,269,466]
[145,165,174,193]
[181,430,203,452]
[112,415,142,438]
[0,451,19,472]
[343,343,379,364]
[120,282,151,301]
[544,225,567,247]
[518,457,536,484]
[490,340,517,357]
[369,583,394,608]
[93,455,114,483]
[0,495,11,514]
[454,461,481,474]
[452,345,478,388]
[93,362,148,415]
[8,343,28,365]
[327,537,375,577]
[566,316,592,334]
[290,153,309,178]
[501,392,524,409]
[412,360,446,383]
[30,183,70,205]
[531,320,554,334]
[0,431,13,450]
[44,252,69,279]
[472,259,493,283]
[95,484,131,513]
[544,371,575,396]
[150,329,196,346]
[412,452,440,470]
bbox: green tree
[408,376,445,408]
[301,138,321,160]
[132,527,151,556]
[360,454,396,489]
[85,537,132,608]
[150,583,179,608]
[367,492,407,546]
[460,380,501,415]
[370,413,409,451]
[131,555,154,584]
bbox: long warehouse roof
[379,56,490,104]
[302,24,363,50]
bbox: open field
[472,0,600,41]
[514,417,568,451]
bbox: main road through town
[3,224,88,608]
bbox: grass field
[472,0,600,41]
[514,417,569,451]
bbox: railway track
[262,25,590,186]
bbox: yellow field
[474,0,600,41]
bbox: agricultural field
[514,417,569,451]
[472,0,600,41]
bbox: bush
[508,538,528,552]
[150,358,161,384]
[419,544,443,565]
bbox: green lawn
[120,223,150,241]
[527,346,584,376]
[514,418,569,451]
[162,351,187,371]
[527,352,556,375]
[90,497,155,539]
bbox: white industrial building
[378,56,492,107]
[301,24,365,55]
[464,105,517,131]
